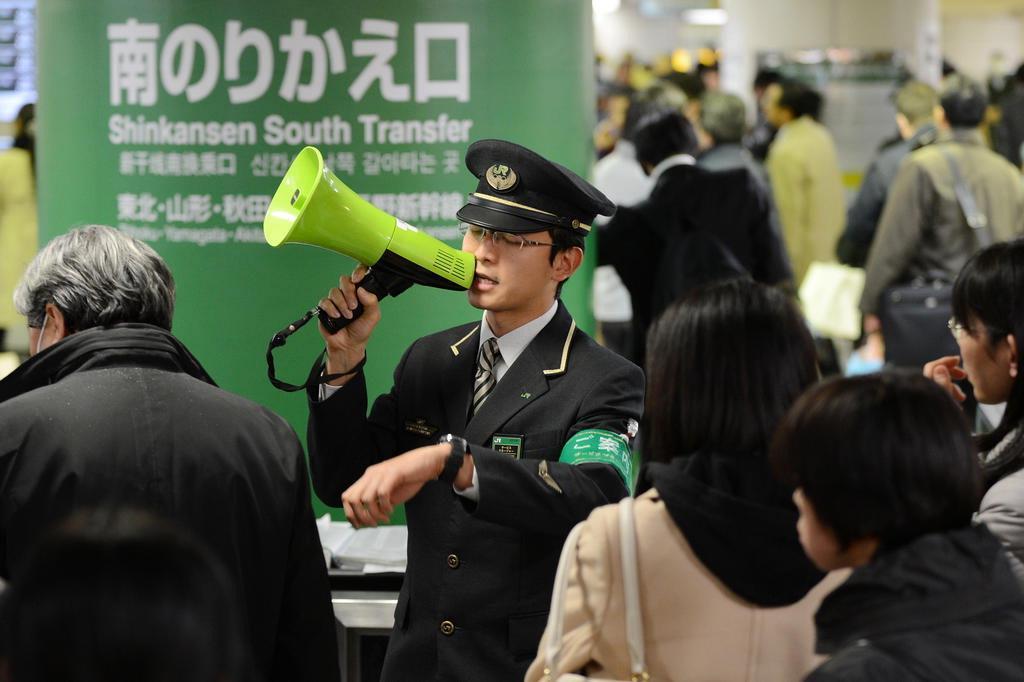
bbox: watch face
[438,434,463,454]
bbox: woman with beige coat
[0,103,38,350]
[527,280,841,681]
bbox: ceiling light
[593,0,622,16]
[680,8,727,25]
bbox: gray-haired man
[0,225,340,682]
[698,91,770,189]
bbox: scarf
[644,451,824,606]
[980,425,1024,487]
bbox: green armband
[559,429,633,487]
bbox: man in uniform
[307,139,645,681]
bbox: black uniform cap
[456,139,616,237]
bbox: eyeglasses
[459,223,555,251]
[947,317,967,340]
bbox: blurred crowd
[591,52,1024,378]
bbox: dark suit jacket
[307,302,644,682]
[598,163,791,365]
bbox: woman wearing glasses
[925,238,1024,588]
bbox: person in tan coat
[0,103,37,349]
[527,280,843,681]
[764,82,846,286]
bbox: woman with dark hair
[924,238,1024,588]
[0,507,254,682]
[527,279,837,680]
[772,373,1024,680]
[0,102,36,351]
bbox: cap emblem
[485,164,519,193]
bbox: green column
[37,0,597,518]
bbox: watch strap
[438,435,467,484]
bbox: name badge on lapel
[404,418,439,438]
[490,434,525,459]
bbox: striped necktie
[472,337,501,416]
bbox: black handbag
[879,274,957,368]
[879,148,994,369]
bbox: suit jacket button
[440,620,455,636]
[447,553,460,569]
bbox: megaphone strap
[266,269,410,392]
[267,343,367,393]
[264,300,366,393]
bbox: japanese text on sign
[108,18,470,106]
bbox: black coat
[807,525,1024,681]
[836,124,937,267]
[307,302,644,682]
[598,163,791,365]
[0,325,339,682]
[996,85,1024,167]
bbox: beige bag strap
[618,497,648,680]
[543,498,649,682]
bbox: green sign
[37,0,597,518]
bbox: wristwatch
[437,433,469,484]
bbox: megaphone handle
[316,269,394,335]
[317,303,363,334]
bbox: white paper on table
[316,515,407,570]
[316,515,357,557]
[336,525,407,567]
[353,562,408,574]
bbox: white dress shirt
[591,140,653,323]
[457,300,559,501]
[476,300,558,385]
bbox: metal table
[330,570,403,681]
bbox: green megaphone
[264,146,474,335]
